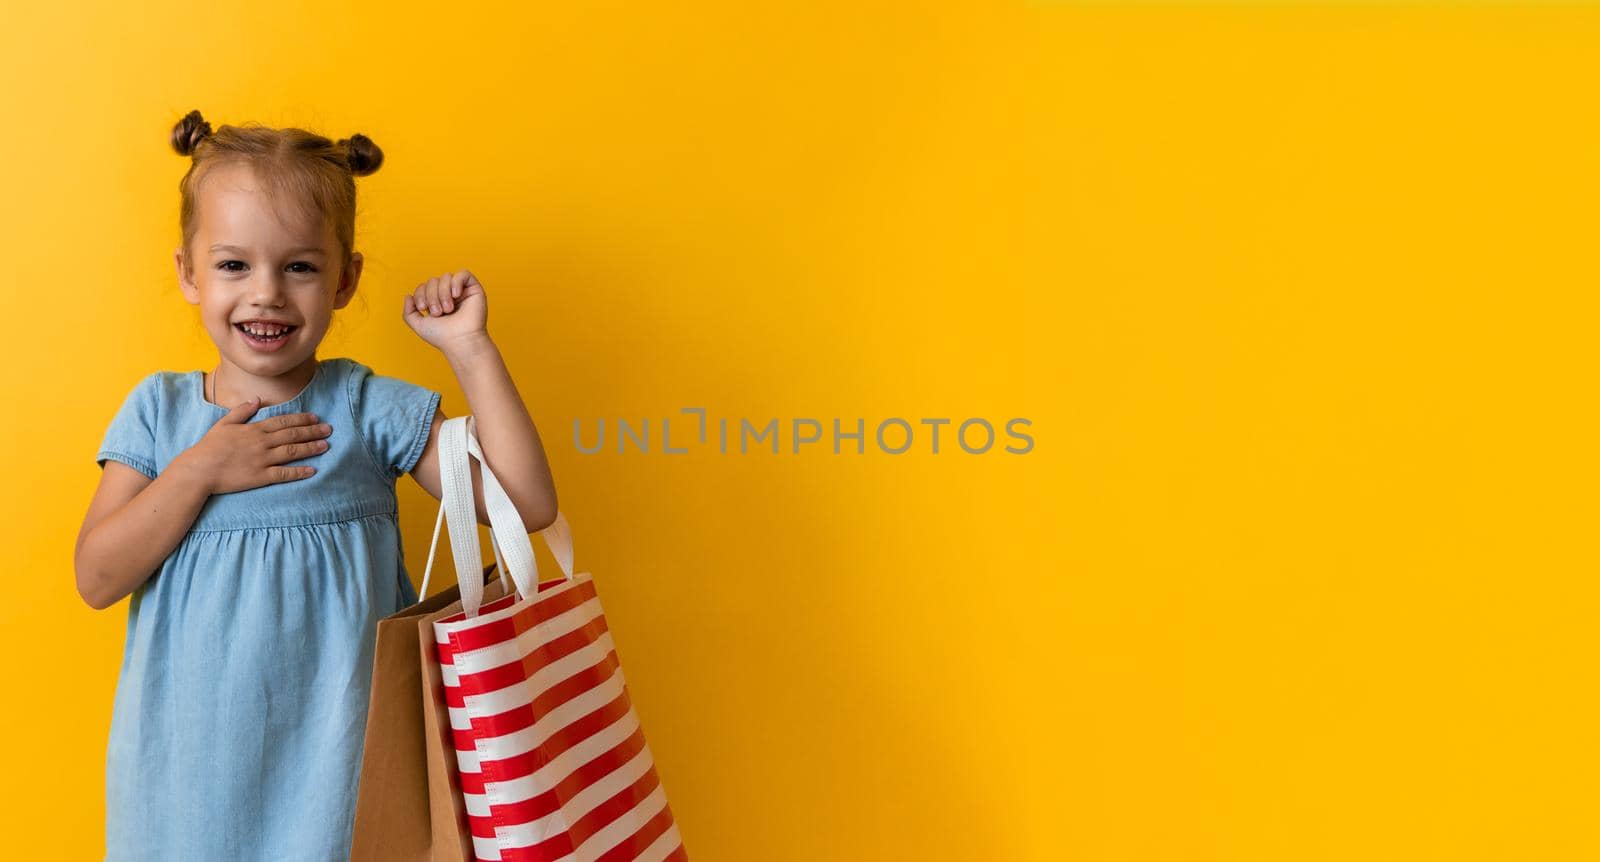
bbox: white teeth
[240,323,290,337]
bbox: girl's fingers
[411,271,478,317]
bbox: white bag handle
[423,501,511,600]
[419,415,576,617]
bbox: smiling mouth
[236,323,298,342]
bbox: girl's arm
[402,271,559,533]
[77,405,332,609]
[408,333,560,532]
[75,459,211,610]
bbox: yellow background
[3,2,1595,859]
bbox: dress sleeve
[96,373,161,479]
[346,361,444,478]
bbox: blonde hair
[169,109,383,278]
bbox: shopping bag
[421,566,565,860]
[422,415,688,861]
[350,555,505,861]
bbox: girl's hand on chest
[179,406,333,496]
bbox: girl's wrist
[169,451,216,497]
[441,331,496,362]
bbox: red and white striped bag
[418,415,687,861]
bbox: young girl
[75,110,559,861]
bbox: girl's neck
[207,356,321,408]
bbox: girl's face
[175,161,361,379]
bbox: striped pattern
[433,573,686,862]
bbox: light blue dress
[94,356,442,861]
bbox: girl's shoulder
[111,368,196,413]
[97,369,200,479]
[335,355,438,408]
[335,356,443,479]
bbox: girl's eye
[215,261,318,274]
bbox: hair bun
[170,109,212,157]
[340,133,384,177]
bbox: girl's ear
[334,251,363,310]
[175,247,200,304]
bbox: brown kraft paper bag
[350,564,503,862]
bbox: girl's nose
[246,273,289,305]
